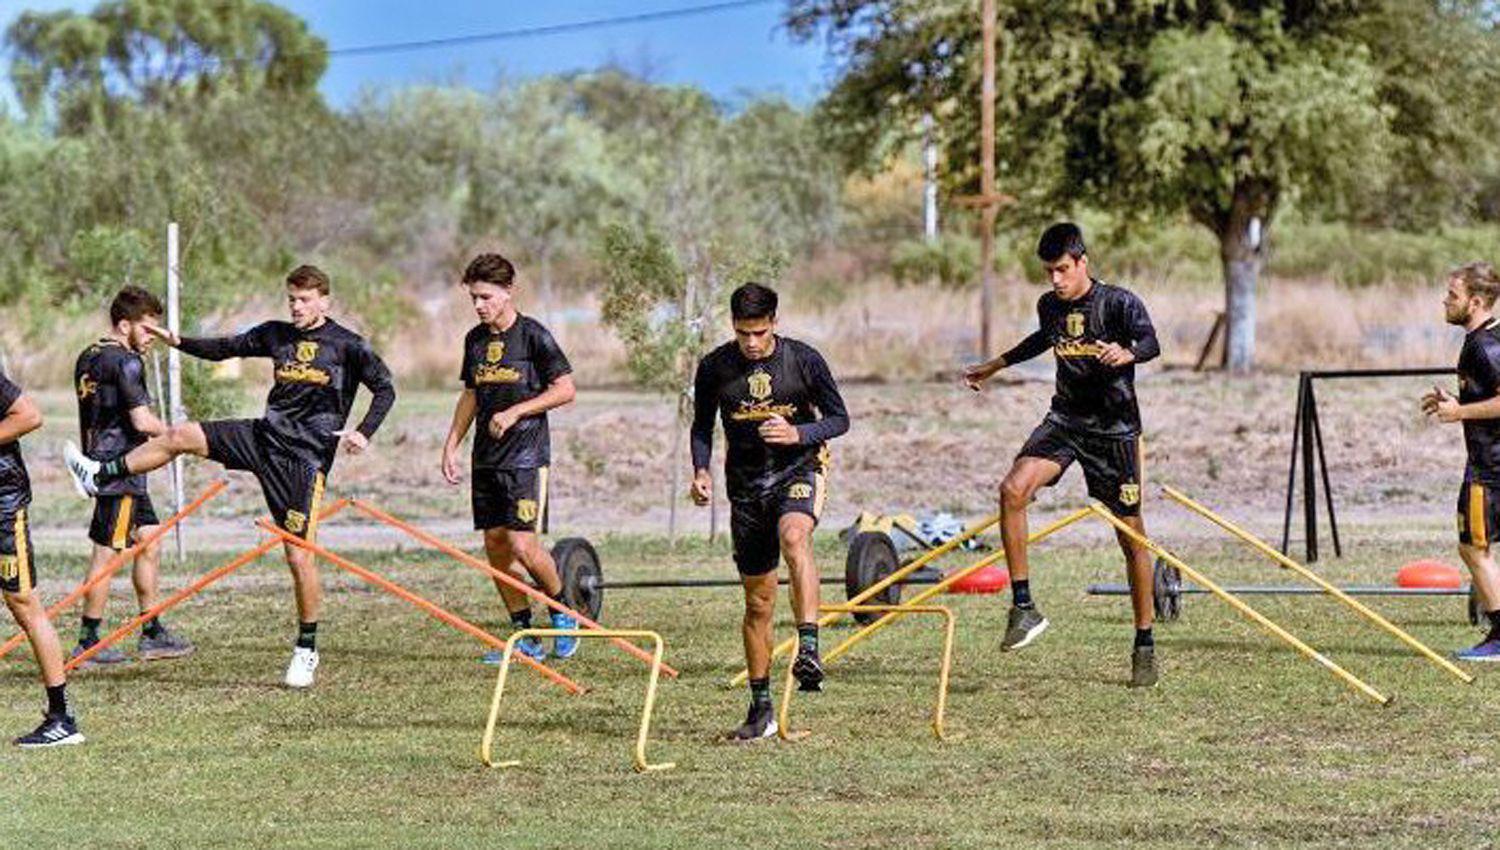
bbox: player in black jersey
[70,286,194,668]
[1,369,83,746]
[65,265,396,688]
[1422,261,1500,661]
[440,254,578,663]
[691,283,850,741]
[964,223,1161,687]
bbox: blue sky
[0,0,837,109]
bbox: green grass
[4,529,1499,848]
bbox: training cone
[949,565,1011,595]
[1395,559,1464,589]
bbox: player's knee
[2,589,35,616]
[1000,476,1032,511]
[778,522,811,551]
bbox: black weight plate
[845,531,902,625]
[1152,558,1182,622]
[553,537,603,622]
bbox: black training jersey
[460,316,573,470]
[178,319,396,470]
[1458,318,1500,485]
[0,370,31,513]
[1000,279,1159,437]
[691,336,850,500]
[75,339,154,496]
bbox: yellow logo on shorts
[1119,484,1140,507]
[788,483,813,500]
[486,340,505,363]
[1066,311,1086,339]
[748,371,772,401]
[0,556,15,581]
[516,500,538,523]
[296,341,319,363]
[284,511,307,534]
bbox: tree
[8,0,326,131]
[790,0,1500,371]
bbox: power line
[327,0,780,59]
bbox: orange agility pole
[258,519,584,695]
[349,499,678,679]
[65,497,351,671]
[0,479,227,661]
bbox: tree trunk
[1217,181,1275,374]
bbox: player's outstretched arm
[965,328,1048,390]
[148,320,274,362]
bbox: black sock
[80,616,102,645]
[797,623,819,653]
[97,458,129,485]
[295,621,317,650]
[1013,579,1033,609]
[46,683,68,718]
[748,676,772,708]
[1135,627,1154,648]
[1487,610,1500,641]
[509,608,532,629]
[142,616,165,639]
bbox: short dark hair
[286,264,330,295]
[1452,261,1500,307]
[109,285,164,325]
[730,282,778,321]
[463,253,516,287]
[1037,222,1087,262]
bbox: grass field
[4,522,1498,848]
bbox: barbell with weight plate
[1088,559,1481,625]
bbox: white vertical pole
[923,111,939,242]
[166,222,186,562]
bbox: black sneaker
[726,701,777,743]
[791,648,825,693]
[139,626,195,661]
[1129,646,1159,688]
[14,714,84,748]
[1001,605,1049,651]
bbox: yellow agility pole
[778,604,956,743]
[480,628,674,774]
[822,507,1094,668]
[729,512,999,687]
[1161,485,1474,685]
[1088,504,1391,706]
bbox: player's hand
[963,360,1000,392]
[488,409,519,440]
[1435,395,1464,423]
[441,444,463,485]
[334,429,369,455]
[1097,342,1136,368]
[758,415,800,446]
[690,468,712,506]
[141,321,179,347]
[1420,385,1449,415]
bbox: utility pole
[956,0,1013,358]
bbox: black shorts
[203,419,327,540]
[89,493,160,550]
[0,508,36,595]
[730,466,828,577]
[472,466,550,533]
[1457,478,1500,547]
[1019,419,1143,517]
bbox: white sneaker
[284,646,319,688]
[63,441,100,498]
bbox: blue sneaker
[1454,638,1500,662]
[550,611,579,659]
[483,634,547,665]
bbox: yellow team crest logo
[296,341,319,363]
[748,371,772,401]
[1066,311,1086,338]
[788,482,813,500]
[284,511,307,534]
[486,340,505,363]
[516,500,538,523]
[77,375,97,400]
[0,555,16,581]
[1119,483,1140,507]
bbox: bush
[891,235,980,288]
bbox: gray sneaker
[70,641,128,669]
[139,627,195,661]
[1129,646,1159,688]
[1000,605,1049,651]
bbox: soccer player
[690,282,850,741]
[1421,261,1500,661]
[1,369,83,746]
[440,253,579,663]
[70,286,193,667]
[963,222,1162,687]
[65,265,396,688]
